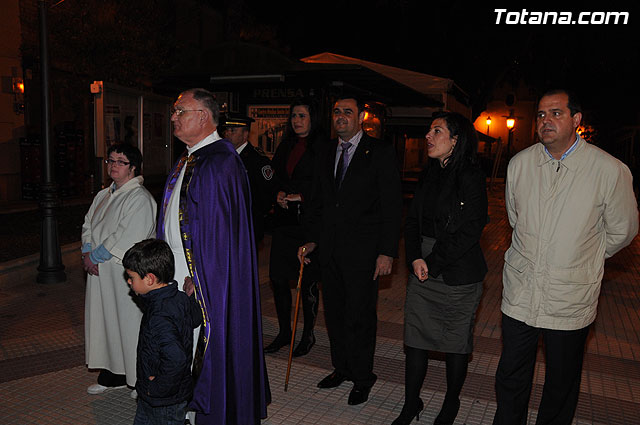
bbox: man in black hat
[220,114,275,244]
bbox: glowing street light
[505,114,516,156]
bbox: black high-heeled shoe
[391,398,424,425]
[293,331,315,357]
[433,396,460,425]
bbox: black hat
[220,113,255,129]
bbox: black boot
[392,347,429,425]
[293,330,315,357]
[293,280,319,357]
[265,278,292,353]
[433,396,460,425]
[264,332,291,353]
[434,353,467,425]
[391,398,423,425]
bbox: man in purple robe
[157,88,270,424]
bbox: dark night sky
[243,1,640,128]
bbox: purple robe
[157,139,270,424]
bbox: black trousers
[97,369,127,387]
[321,254,378,388]
[493,313,590,425]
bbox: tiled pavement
[1,186,639,424]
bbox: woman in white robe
[82,143,157,395]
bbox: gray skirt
[404,236,483,354]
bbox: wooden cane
[284,249,305,391]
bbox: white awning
[301,52,458,96]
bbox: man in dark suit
[298,95,402,405]
[220,114,275,243]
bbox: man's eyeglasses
[171,107,204,117]
[105,159,131,167]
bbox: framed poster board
[247,105,290,156]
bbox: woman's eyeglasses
[105,159,130,166]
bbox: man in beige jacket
[493,89,638,425]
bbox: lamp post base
[36,267,67,284]
[37,183,67,284]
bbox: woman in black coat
[264,97,324,357]
[392,112,488,425]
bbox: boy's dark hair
[123,239,174,284]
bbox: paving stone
[1,184,638,424]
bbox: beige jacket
[502,137,638,330]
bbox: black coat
[135,282,202,407]
[404,160,488,285]
[238,143,276,242]
[271,134,324,225]
[306,133,403,268]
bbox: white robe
[82,175,157,386]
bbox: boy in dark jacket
[123,239,202,425]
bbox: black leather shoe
[293,332,315,357]
[391,398,424,425]
[263,333,291,354]
[317,371,348,388]
[348,384,372,405]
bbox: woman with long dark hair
[264,97,324,357]
[392,112,488,424]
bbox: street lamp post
[36,0,66,284]
[506,114,515,157]
[486,116,492,154]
